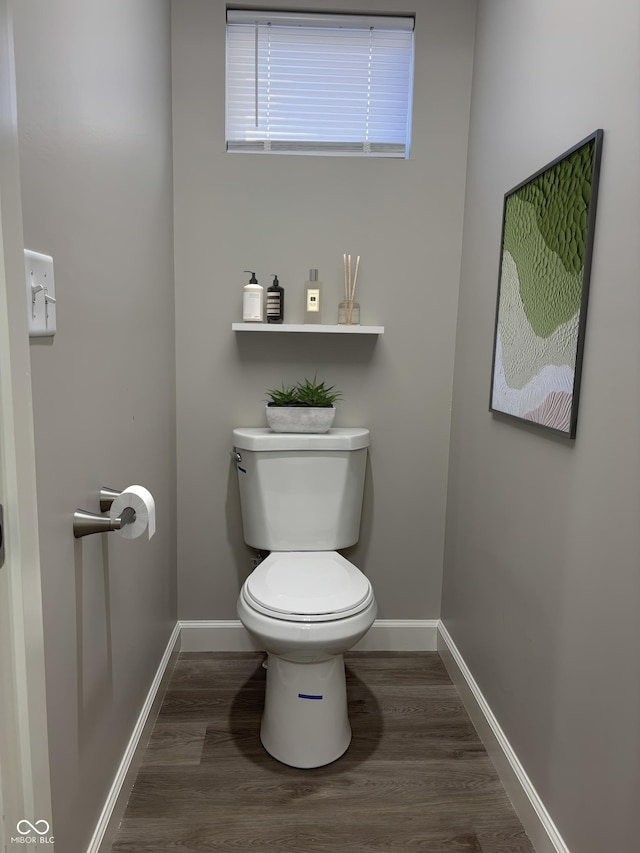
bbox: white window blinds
[226,10,415,158]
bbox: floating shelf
[232,323,384,335]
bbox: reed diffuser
[339,253,361,325]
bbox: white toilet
[232,427,377,768]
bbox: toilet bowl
[237,550,377,767]
[232,427,376,768]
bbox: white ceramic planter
[265,405,336,434]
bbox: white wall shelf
[232,323,384,335]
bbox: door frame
[0,1,52,849]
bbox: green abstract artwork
[490,131,603,438]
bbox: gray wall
[12,3,176,852]
[443,1,640,852]
[172,0,476,620]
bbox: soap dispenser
[304,269,322,324]
[242,271,263,322]
[266,274,284,324]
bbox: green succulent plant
[266,375,342,408]
[265,383,299,406]
[294,376,342,407]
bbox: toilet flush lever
[230,450,246,472]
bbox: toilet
[232,427,377,768]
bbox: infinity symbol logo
[16,819,50,835]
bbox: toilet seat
[244,551,373,623]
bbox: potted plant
[265,376,342,433]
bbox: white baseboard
[87,621,181,853]
[179,619,261,652]
[354,619,438,650]
[179,618,439,652]
[437,622,569,853]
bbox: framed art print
[489,130,603,438]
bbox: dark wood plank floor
[110,652,534,852]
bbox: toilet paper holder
[73,487,136,538]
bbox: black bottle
[266,274,285,323]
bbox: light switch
[24,249,56,337]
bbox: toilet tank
[232,427,370,551]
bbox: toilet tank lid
[233,427,370,451]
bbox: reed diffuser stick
[350,255,360,302]
[343,253,348,303]
[346,254,360,324]
[340,252,362,324]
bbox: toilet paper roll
[109,485,156,540]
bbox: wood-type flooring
[110,651,535,852]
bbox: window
[226,10,415,158]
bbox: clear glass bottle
[338,300,360,325]
[304,269,322,324]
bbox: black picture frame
[489,129,604,439]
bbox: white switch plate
[24,249,56,337]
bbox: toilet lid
[245,551,372,619]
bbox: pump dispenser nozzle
[244,270,258,283]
